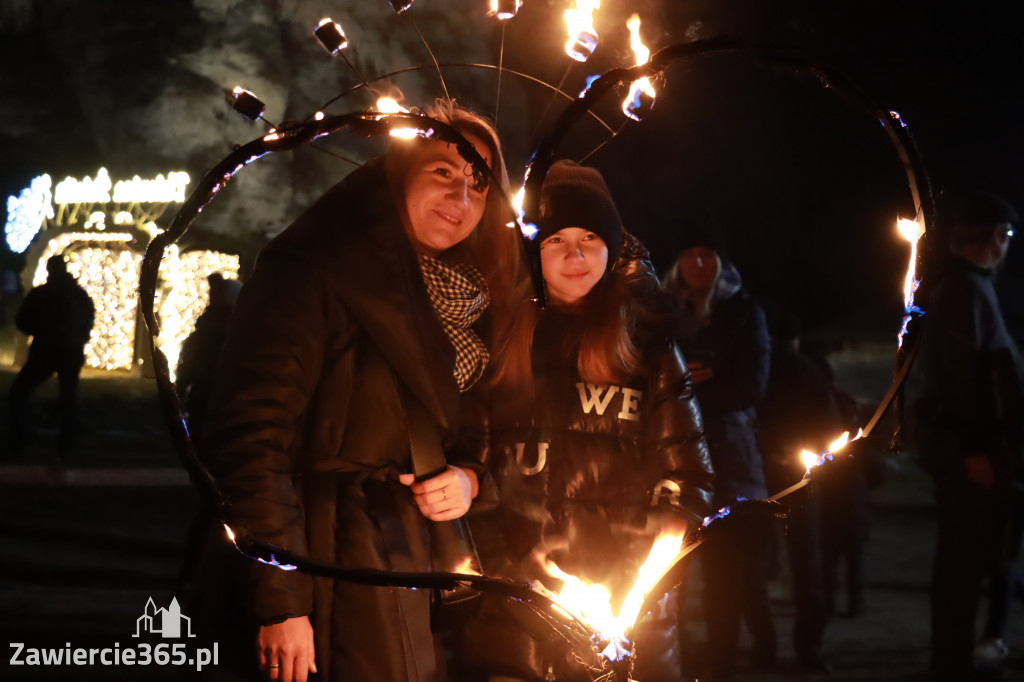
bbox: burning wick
[538,531,685,663]
[622,14,657,121]
[897,217,925,347]
[490,0,521,20]
[314,18,349,54]
[564,0,600,62]
[230,86,266,121]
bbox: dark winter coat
[907,255,1024,479]
[16,271,94,360]
[664,261,771,505]
[199,158,489,682]
[464,301,714,681]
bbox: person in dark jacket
[8,254,94,458]
[662,215,775,682]
[175,272,241,440]
[906,191,1024,681]
[462,161,714,681]
[195,100,523,682]
[758,309,844,673]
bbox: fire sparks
[539,532,685,662]
[622,14,657,121]
[897,217,925,347]
[564,0,600,62]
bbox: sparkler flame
[564,0,600,62]
[539,532,685,662]
[897,217,925,347]
[622,14,657,121]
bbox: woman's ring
[268,664,280,668]
[442,488,448,501]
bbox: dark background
[2,0,1023,335]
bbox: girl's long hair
[384,99,523,326]
[489,270,644,393]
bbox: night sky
[2,0,1022,336]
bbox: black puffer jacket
[196,158,488,682]
[464,290,713,681]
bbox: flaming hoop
[139,11,936,677]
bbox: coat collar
[261,158,460,430]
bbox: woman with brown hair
[465,160,714,681]
[196,99,522,682]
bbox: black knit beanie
[669,203,728,258]
[537,160,624,266]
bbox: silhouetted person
[8,255,95,458]
[759,309,841,673]
[663,211,775,682]
[907,191,1024,681]
[175,273,242,440]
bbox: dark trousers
[931,476,1003,679]
[982,486,1024,640]
[785,489,827,660]
[701,513,777,680]
[8,348,84,456]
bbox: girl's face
[402,133,491,256]
[676,246,721,290]
[540,227,609,305]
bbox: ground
[1,369,1024,681]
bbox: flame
[452,557,481,576]
[800,449,819,475]
[490,0,521,20]
[508,184,538,238]
[540,532,685,661]
[897,217,924,347]
[374,97,419,138]
[564,0,600,62]
[223,524,236,542]
[801,429,866,474]
[314,111,325,121]
[621,14,657,121]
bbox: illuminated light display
[314,18,349,54]
[564,0,600,62]
[4,174,54,253]
[154,249,241,380]
[490,0,521,20]
[111,172,190,203]
[13,167,236,374]
[54,168,112,204]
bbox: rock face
[1,0,510,252]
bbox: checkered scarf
[417,254,491,391]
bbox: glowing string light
[4,174,53,253]
[54,168,112,204]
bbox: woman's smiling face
[540,227,608,305]
[402,133,491,256]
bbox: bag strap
[398,382,449,482]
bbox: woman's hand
[399,465,478,521]
[258,616,317,682]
